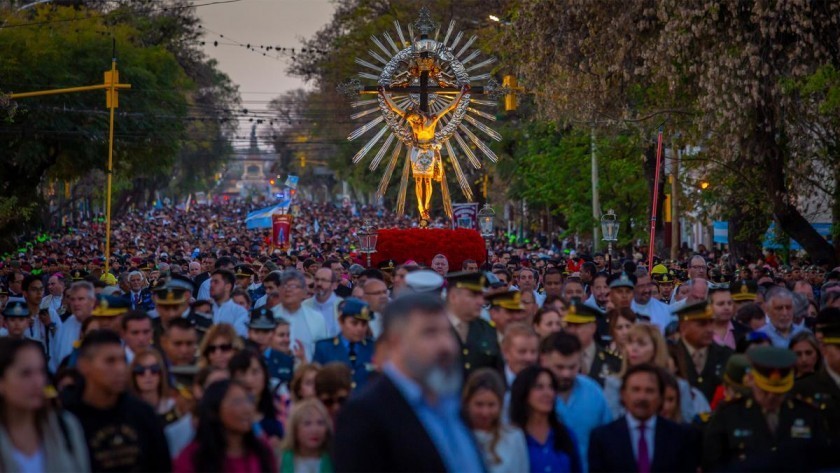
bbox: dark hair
[509,366,580,471]
[382,293,446,338]
[314,362,352,396]
[211,269,235,288]
[461,259,477,270]
[166,317,196,333]
[0,339,50,428]
[621,363,665,398]
[214,256,233,269]
[227,350,275,420]
[78,329,123,359]
[360,269,384,281]
[539,331,582,356]
[607,308,637,338]
[192,380,273,473]
[120,310,151,331]
[659,369,682,422]
[581,262,597,277]
[734,303,765,326]
[789,332,822,375]
[592,271,609,284]
[263,271,282,286]
[462,369,506,464]
[22,274,43,292]
[533,307,562,328]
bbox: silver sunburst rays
[338,6,501,219]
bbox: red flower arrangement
[371,228,488,269]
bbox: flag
[245,199,291,229]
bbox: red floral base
[370,228,487,269]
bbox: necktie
[134,293,140,307]
[765,410,779,435]
[637,421,650,473]
[348,342,357,367]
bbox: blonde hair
[280,398,333,455]
[501,322,538,350]
[620,323,673,375]
[197,323,244,368]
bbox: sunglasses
[320,395,348,408]
[132,364,161,375]
[206,343,233,354]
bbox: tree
[505,0,840,264]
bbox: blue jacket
[265,349,294,387]
[312,336,375,390]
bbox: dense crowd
[0,199,839,473]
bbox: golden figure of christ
[378,84,470,219]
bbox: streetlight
[601,209,619,273]
[357,222,378,268]
[478,203,495,266]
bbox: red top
[173,440,277,473]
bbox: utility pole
[591,126,600,251]
[671,145,680,261]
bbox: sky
[196,0,336,148]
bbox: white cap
[405,270,445,293]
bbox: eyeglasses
[206,343,233,354]
[320,395,348,407]
[132,364,161,375]
[307,284,315,290]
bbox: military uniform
[703,346,831,472]
[312,298,376,390]
[447,272,504,379]
[670,300,733,401]
[265,349,294,389]
[564,299,620,386]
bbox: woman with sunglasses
[198,324,243,370]
[229,350,284,449]
[129,348,180,426]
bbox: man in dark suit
[589,364,699,473]
[563,299,620,386]
[669,299,733,401]
[445,271,504,379]
[333,293,485,472]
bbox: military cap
[722,354,751,396]
[91,294,130,317]
[187,311,213,333]
[2,300,29,318]
[378,259,397,272]
[234,264,255,279]
[339,298,372,321]
[154,286,188,306]
[730,279,758,301]
[814,307,840,345]
[139,261,154,271]
[0,285,8,296]
[445,271,487,293]
[746,345,796,393]
[563,298,604,324]
[487,290,525,311]
[349,264,365,276]
[167,274,196,294]
[655,272,676,285]
[404,270,444,293]
[609,272,636,289]
[70,269,89,281]
[248,307,278,330]
[673,299,713,322]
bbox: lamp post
[478,203,495,267]
[357,222,378,268]
[601,209,619,274]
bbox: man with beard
[303,267,343,337]
[334,294,484,472]
[539,331,611,472]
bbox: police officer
[245,306,276,353]
[445,271,504,380]
[703,345,831,472]
[90,294,131,333]
[562,298,620,386]
[2,300,30,339]
[313,298,375,390]
[233,264,256,295]
[151,286,190,346]
[791,308,840,455]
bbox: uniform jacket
[703,395,831,472]
[313,336,375,390]
[265,349,295,388]
[587,346,622,387]
[589,416,700,473]
[791,368,840,451]
[670,340,732,402]
[452,317,504,380]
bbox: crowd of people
[0,198,839,473]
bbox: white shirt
[212,298,249,337]
[584,294,604,311]
[271,304,325,362]
[254,294,267,308]
[369,311,384,339]
[51,315,83,372]
[631,298,675,333]
[26,309,62,362]
[303,293,342,338]
[42,294,63,315]
[626,414,657,463]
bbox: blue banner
[713,221,832,250]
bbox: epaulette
[792,394,824,410]
[695,411,712,424]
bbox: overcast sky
[197,0,335,148]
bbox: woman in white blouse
[462,368,529,473]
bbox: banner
[285,175,299,189]
[245,199,291,230]
[272,214,293,250]
[452,203,478,230]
